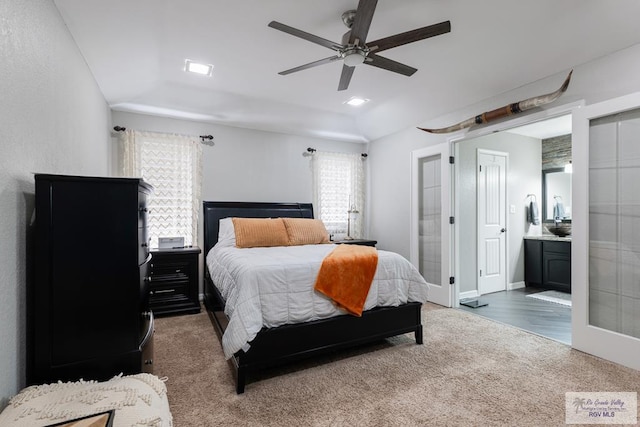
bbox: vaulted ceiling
[53,0,640,142]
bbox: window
[311,151,365,239]
[121,130,202,248]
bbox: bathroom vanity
[524,236,571,292]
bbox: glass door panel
[411,143,451,307]
[573,93,640,370]
[419,154,442,286]
[589,109,640,339]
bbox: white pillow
[216,217,236,248]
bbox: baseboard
[508,281,525,290]
[459,290,479,301]
[459,283,522,301]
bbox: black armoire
[29,174,155,385]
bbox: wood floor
[458,287,571,345]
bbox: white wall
[0,0,111,408]
[111,111,366,204]
[369,42,640,262]
[456,133,541,293]
[110,111,367,291]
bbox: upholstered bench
[0,373,172,426]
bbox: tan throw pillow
[232,217,290,248]
[283,218,330,246]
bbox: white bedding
[206,243,429,359]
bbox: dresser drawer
[149,280,189,296]
[149,259,190,280]
[138,193,148,227]
[140,259,151,312]
[149,285,193,314]
[140,311,154,374]
[138,227,150,265]
[543,240,571,255]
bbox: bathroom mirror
[542,167,572,222]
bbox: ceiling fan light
[343,51,365,67]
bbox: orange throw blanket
[314,244,379,316]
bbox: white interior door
[477,149,507,295]
[572,92,640,370]
[411,143,452,307]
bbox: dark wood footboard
[204,274,423,393]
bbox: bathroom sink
[545,223,572,237]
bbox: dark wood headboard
[202,201,314,255]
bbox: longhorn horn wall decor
[417,70,573,134]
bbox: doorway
[410,143,452,307]
[477,149,508,296]
[453,114,573,344]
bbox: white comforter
[206,243,428,359]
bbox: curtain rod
[113,126,214,143]
[306,147,368,158]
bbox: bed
[203,201,427,393]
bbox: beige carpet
[153,304,640,426]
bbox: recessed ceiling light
[184,59,213,76]
[344,97,369,107]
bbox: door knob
[500,228,506,233]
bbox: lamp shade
[343,52,365,67]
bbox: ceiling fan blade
[365,54,417,76]
[278,56,342,75]
[349,0,378,44]
[367,21,451,53]
[268,21,343,51]
[338,65,355,91]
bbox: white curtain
[121,130,202,248]
[311,151,365,239]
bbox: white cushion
[0,373,173,427]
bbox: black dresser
[29,174,155,385]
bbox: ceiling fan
[268,0,451,91]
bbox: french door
[572,92,640,370]
[410,143,452,307]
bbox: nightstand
[333,239,377,247]
[149,247,201,317]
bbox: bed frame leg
[236,367,246,394]
[415,325,423,345]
